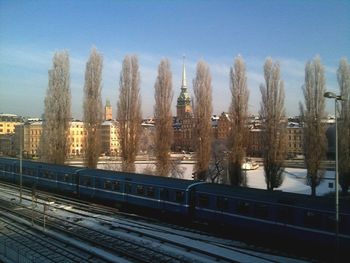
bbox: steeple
[104,99,112,120]
[181,55,187,89]
[176,56,192,119]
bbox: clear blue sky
[1,0,349,119]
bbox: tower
[176,57,192,120]
[104,99,112,121]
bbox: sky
[0,0,349,119]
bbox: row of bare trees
[40,50,350,195]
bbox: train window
[216,197,229,211]
[277,207,294,223]
[147,187,155,198]
[82,177,92,187]
[304,211,322,229]
[254,203,268,219]
[23,168,34,176]
[63,174,70,182]
[104,180,112,190]
[175,191,184,203]
[43,171,49,178]
[113,181,120,191]
[136,185,145,196]
[125,183,132,194]
[325,214,336,231]
[198,194,209,207]
[160,188,169,200]
[236,201,250,214]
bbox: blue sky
[0,0,349,119]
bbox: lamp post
[324,91,342,256]
[20,124,23,203]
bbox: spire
[181,55,187,89]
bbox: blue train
[1,157,349,260]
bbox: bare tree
[83,47,103,168]
[337,58,350,194]
[117,55,142,172]
[154,59,173,176]
[300,56,327,196]
[40,51,71,164]
[260,58,287,191]
[208,139,229,184]
[193,60,213,181]
[228,55,249,186]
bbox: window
[160,188,169,200]
[217,197,229,211]
[147,187,155,197]
[304,211,322,228]
[198,194,209,207]
[104,180,112,189]
[82,177,92,186]
[125,183,132,194]
[136,185,145,196]
[254,203,268,218]
[277,207,294,223]
[113,181,120,191]
[236,201,250,214]
[175,191,184,203]
[63,174,71,182]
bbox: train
[0,157,349,260]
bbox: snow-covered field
[98,162,335,196]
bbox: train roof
[0,157,81,173]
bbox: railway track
[0,206,110,263]
[0,181,308,263]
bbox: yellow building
[14,121,42,158]
[68,121,86,156]
[0,114,22,135]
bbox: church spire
[181,55,187,89]
[177,56,192,119]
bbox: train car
[0,157,82,195]
[190,182,350,258]
[77,167,203,216]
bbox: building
[217,112,231,140]
[68,121,86,156]
[173,58,194,152]
[104,99,113,121]
[100,121,119,156]
[0,114,22,135]
[286,122,303,158]
[14,121,42,158]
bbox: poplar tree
[193,60,213,181]
[83,47,103,168]
[154,59,173,176]
[260,58,287,191]
[337,58,350,194]
[117,55,142,172]
[300,56,327,196]
[41,51,71,164]
[228,55,249,186]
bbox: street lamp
[324,91,343,256]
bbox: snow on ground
[246,167,335,196]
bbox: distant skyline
[1,0,349,119]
